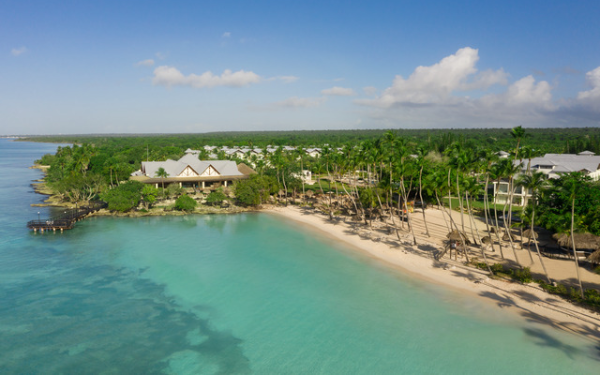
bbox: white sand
[267,204,600,341]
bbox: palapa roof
[552,232,600,250]
[522,229,538,239]
[447,230,468,241]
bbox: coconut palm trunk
[419,165,430,237]
[570,197,585,299]
[530,209,551,283]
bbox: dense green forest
[30,127,600,240]
[23,127,600,155]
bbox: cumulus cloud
[351,47,600,127]
[477,75,553,111]
[577,66,600,101]
[321,86,356,96]
[359,47,507,108]
[274,96,326,108]
[11,46,27,56]
[135,59,155,67]
[152,66,261,88]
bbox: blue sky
[2,0,600,134]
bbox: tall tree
[562,173,586,299]
[155,167,169,197]
[516,172,551,283]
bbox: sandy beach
[268,204,600,342]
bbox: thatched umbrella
[481,236,493,244]
[502,232,514,241]
[522,229,538,239]
[553,232,600,251]
[447,230,470,244]
[587,249,600,265]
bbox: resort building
[493,151,600,206]
[131,151,255,189]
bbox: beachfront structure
[130,151,255,189]
[493,151,600,206]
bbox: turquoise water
[1,139,599,374]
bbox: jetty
[27,201,107,233]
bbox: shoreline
[28,166,600,341]
[266,204,600,342]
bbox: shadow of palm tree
[479,290,515,308]
[522,327,580,360]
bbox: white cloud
[359,47,507,107]
[155,52,167,60]
[478,75,553,109]
[577,66,600,101]
[321,86,356,96]
[353,47,593,127]
[274,96,326,108]
[135,59,155,67]
[152,66,261,88]
[270,75,299,84]
[363,86,378,96]
[222,32,231,38]
[11,46,27,56]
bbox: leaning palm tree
[155,167,169,197]
[562,172,586,299]
[516,172,551,283]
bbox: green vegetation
[234,175,278,206]
[26,127,600,155]
[101,181,144,212]
[206,188,227,206]
[174,195,197,211]
[535,172,600,236]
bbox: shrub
[35,153,56,166]
[174,194,197,211]
[513,267,532,284]
[234,175,278,206]
[141,185,159,209]
[491,263,504,273]
[101,181,144,212]
[206,188,227,206]
[166,184,183,198]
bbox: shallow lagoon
[0,139,598,374]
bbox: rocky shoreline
[29,164,259,216]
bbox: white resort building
[493,151,600,206]
[131,150,255,189]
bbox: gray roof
[526,153,600,174]
[141,154,244,178]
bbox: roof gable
[178,165,200,177]
[200,164,221,176]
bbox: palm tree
[294,146,306,195]
[516,172,551,283]
[500,157,522,266]
[478,147,501,255]
[562,173,586,298]
[511,125,529,160]
[414,146,431,237]
[155,167,169,197]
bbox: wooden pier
[27,201,107,233]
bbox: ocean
[0,138,598,374]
